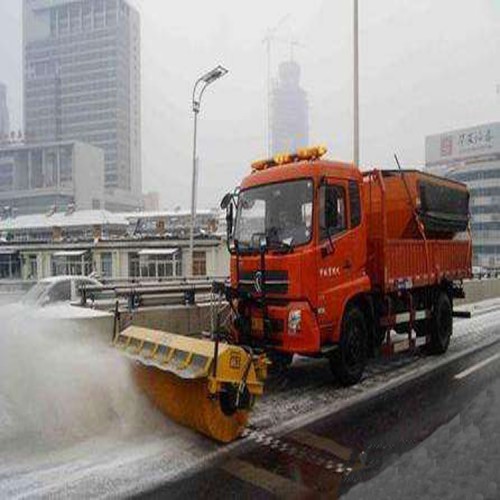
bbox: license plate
[251,316,264,332]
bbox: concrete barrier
[127,303,215,335]
[460,278,500,305]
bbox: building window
[100,252,113,278]
[193,251,207,276]
[128,251,181,279]
[31,149,44,188]
[45,151,58,187]
[50,10,57,36]
[28,255,38,280]
[69,4,81,32]
[58,7,69,34]
[129,252,139,278]
[82,4,92,30]
[0,254,21,279]
[52,253,92,276]
[59,147,73,185]
[0,160,13,192]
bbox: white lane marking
[454,351,500,380]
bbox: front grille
[238,270,289,295]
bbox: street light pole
[188,65,228,277]
[353,0,360,167]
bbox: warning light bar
[251,145,328,172]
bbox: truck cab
[224,147,370,362]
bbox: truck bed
[369,238,472,292]
[365,170,472,292]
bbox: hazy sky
[1,0,500,209]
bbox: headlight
[288,310,302,335]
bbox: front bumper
[247,301,321,355]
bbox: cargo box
[365,170,472,292]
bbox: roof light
[251,159,270,171]
[274,153,292,165]
[251,145,328,172]
[297,145,328,160]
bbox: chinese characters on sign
[457,128,494,152]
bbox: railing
[79,277,229,310]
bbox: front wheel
[330,305,367,386]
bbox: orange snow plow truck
[115,146,472,443]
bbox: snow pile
[344,381,500,500]
[0,304,165,455]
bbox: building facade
[0,209,229,281]
[0,140,105,215]
[426,122,500,268]
[0,82,10,138]
[271,60,309,155]
[23,0,142,210]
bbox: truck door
[317,179,354,342]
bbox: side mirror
[226,203,234,236]
[220,192,232,210]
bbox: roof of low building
[120,209,217,220]
[0,210,129,231]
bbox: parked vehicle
[22,276,102,307]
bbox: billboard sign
[426,122,500,166]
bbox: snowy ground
[1,300,500,498]
[344,379,500,500]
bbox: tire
[428,292,453,355]
[330,306,367,386]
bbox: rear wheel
[330,305,367,386]
[428,292,453,355]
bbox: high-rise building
[426,122,500,269]
[0,82,10,138]
[271,60,309,155]
[23,0,142,210]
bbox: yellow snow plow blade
[114,326,268,443]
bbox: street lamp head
[200,65,228,85]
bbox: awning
[138,248,179,256]
[0,248,18,255]
[52,250,88,257]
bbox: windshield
[234,179,313,250]
[22,281,51,304]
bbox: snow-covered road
[1,301,500,498]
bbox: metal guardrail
[79,277,229,310]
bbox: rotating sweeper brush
[114,326,268,443]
